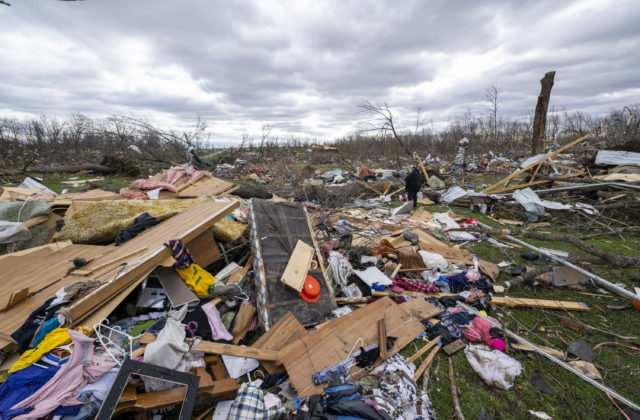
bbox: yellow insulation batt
[57,199,205,244]
[212,217,247,242]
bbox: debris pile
[0,143,638,420]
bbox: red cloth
[359,165,371,178]
[391,277,439,294]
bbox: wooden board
[184,229,221,268]
[193,341,280,361]
[398,297,442,321]
[0,240,72,263]
[279,297,427,397]
[0,244,114,311]
[491,296,589,311]
[230,303,256,345]
[178,173,235,198]
[252,311,308,374]
[65,200,238,323]
[280,240,315,292]
[478,259,500,282]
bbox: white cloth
[464,344,522,390]
[144,305,189,370]
[328,251,353,288]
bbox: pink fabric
[464,316,500,345]
[164,166,201,185]
[119,188,149,200]
[129,179,178,192]
[30,192,57,200]
[201,303,234,341]
[11,330,117,419]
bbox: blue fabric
[0,363,60,419]
[59,392,103,420]
[31,316,61,349]
[53,403,82,417]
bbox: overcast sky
[1,0,639,144]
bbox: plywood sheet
[252,311,307,374]
[280,240,314,292]
[0,244,114,311]
[279,297,427,397]
[419,243,474,265]
[178,173,235,197]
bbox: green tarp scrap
[0,200,52,222]
[57,199,205,244]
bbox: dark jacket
[404,168,422,192]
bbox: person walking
[404,166,422,208]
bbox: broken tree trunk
[531,71,555,155]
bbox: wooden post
[532,71,555,155]
[449,357,465,420]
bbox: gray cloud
[0,0,639,143]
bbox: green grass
[29,173,136,193]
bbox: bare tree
[358,101,412,156]
[259,124,272,158]
[485,83,501,144]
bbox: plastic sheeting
[464,344,522,390]
[0,221,32,244]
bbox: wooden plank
[280,240,315,292]
[442,339,466,355]
[178,173,235,197]
[279,297,427,397]
[482,134,590,193]
[399,298,442,321]
[184,229,221,268]
[414,345,440,380]
[74,247,148,276]
[194,341,280,361]
[378,319,387,361]
[406,336,440,364]
[0,244,113,311]
[22,215,49,228]
[0,240,72,263]
[230,303,256,345]
[488,171,585,195]
[491,296,589,311]
[511,342,565,358]
[252,311,308,374]
[419,161,429,181]
[66,201,238,323]
[356,179,383,195]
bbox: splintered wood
[280,240,315,292]
[279,297,441,397]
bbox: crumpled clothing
[164,239,194,269]
[129,179,178,192]
[114,212,160,245]
[228,381,286,420]
[327,251,353,289]
[11,297,65,353]
[176,264,216,296]
[0,364,61,419]
[464,315,500,345]
[10,327,90,373]
[392,277,439,294]
[201,303,233,341]
[59,367,119,420]
[144,348,205,392]
[372,354,437,420]
[464,344,522,390]
[10,330,117,420]
[144,305,189,370]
